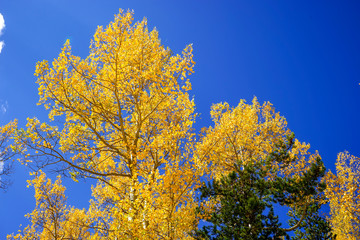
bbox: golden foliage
[11,10,199,239]
[325,152,360,239]
[195,98,319,184]
[7,171,90,239]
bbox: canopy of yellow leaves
[325,152,360,239]
[11,10,199,239]
[195,98,320,184]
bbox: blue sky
[1,0,360,237]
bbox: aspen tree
[325,152,360,239]
[11,10,199,239]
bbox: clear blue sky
[1,0,360,237]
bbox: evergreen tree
[194,134,328,240]
[290,202,336,240]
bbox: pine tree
[194,134,327,240]
[289,201,336,240]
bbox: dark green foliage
[194,163,286,240]
[290,202,336,240]
[194,134,330,240]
